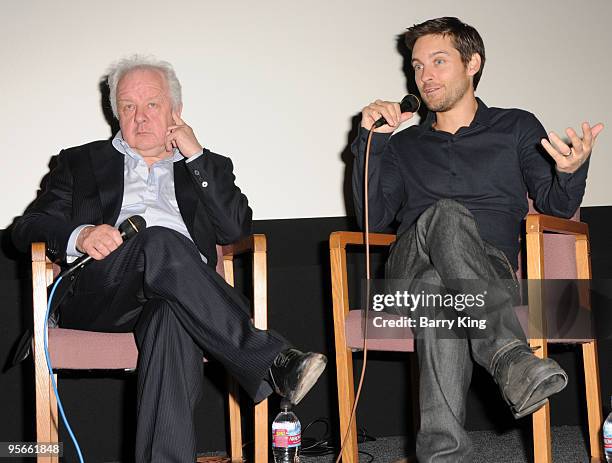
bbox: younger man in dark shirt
[352,17,603,462]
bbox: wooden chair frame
[525,215,603,463]
[330,215,603,463]
[330,231,401,462]
[32,234,269,463]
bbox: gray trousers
[386,199,527,463]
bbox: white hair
[107,55,182,119]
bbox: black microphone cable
[300,417,375,462]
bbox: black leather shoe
[494,344,568,419]
[269,349,327,405]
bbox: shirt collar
[112,131,183,163]
[472,97,492,127]
[420,97,492,135]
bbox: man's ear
[467,53,481,77]
[174,103,183,119]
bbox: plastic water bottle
[272,400,301,463]
[605,396,612,462]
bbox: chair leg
[336,347,358,463]
[35,352,54,463]
[49,374,59,463]
[582,341,604,461]
[409,353,420,439]
[532,402,552,463]
[254,399,268,463]
[530,339,552,463]
[227,375,243,462]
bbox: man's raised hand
[361,99,415,134]
[541,122,604,174]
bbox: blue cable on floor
[44,275,85,463]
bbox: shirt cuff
[66,224,94,262]
[185,150,205,163]
[356,127,393,155]
[555,157,590,187]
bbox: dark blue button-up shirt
[352,98,589,269]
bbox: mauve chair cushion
[47,329,210,369]
[47,245,226,370]
[48,329,139,370]
[516,203,580,279]
[346,302,593,354]
[543,235,577,279]
[514,303,593,343]
[345,310,414,352]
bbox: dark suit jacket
[12,139,253,269]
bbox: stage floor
[299,425,590,463]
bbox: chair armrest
[31,242,53,301]
[222,234,266,257]
[329,231,396,323]
[31,243,52,356]
[32,242,47,263]
[329,231,396,249]
[221,235,268,330]
[526,214,588,236]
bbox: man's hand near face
[76,225,123,260]
[165,113,203,157]
[361,99,415,134]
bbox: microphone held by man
[364,94,421,132]
[58,215,146,279]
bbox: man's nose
[135,106,147,123]
[420,65,434,83]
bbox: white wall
[1,0,610,226]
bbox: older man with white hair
[12,55,326,462]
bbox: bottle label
[604,420,612,454]
[272,422,301,448]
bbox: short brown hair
[405,17,485,90]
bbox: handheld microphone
[57,215,147,279]
[372,94,421,128]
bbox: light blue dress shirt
[66,131,205,261]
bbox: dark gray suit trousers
[58,226,287,463]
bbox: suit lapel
[88,143,199,232]
[173,159,198,233]
[90,142,124,224]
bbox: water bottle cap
[280,398,292,410]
